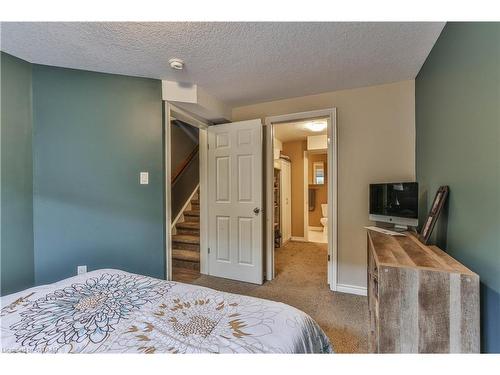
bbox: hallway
[190,240,369,353]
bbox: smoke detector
[168,58,184,70]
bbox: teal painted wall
[0,52,35,295]
[416,23,500,352]
[32,65,165,284]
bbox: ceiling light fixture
[168,58,184,70]
[305,121,327,132]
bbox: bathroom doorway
[306,149,328,244]
[265,109,337,291]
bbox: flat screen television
[369,182,418,230]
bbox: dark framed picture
[418,186,449,245]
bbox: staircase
[172,189,201,282]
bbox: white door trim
[327,109,338,291]
[303,151,309,242]
[198,126,209,275]
[164,102,210,280]
[264,108,338,291]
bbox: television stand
[392,224,408,232]
[374,222,409,232]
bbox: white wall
[232,80,416,290]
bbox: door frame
[303,150,309,242]
[164,102,210,280]
[264,108,338,291]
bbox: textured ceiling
[0,22,444,106]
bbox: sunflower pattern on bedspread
[1,269,332,354]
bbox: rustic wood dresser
[367,229,480,353]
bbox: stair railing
[171,145,199,184]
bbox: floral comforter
[1,269,332,353]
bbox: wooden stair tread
[172,249,200,262]
[172,189,201,276]
[172,234,200,244]
[176,221,200,229]
[172,267,201,283]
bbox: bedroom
[1,1,499,372]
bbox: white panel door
[208,119,263,284]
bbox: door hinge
[328,254,331,262]
[208,247,211,254]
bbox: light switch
[140,172,149,185]
[77,265,87,275]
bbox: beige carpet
[191,240,369,353]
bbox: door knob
[253,207,261,215]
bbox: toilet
[320,204,328,233]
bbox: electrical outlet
[140,172,149,185]
[77,265,87,275]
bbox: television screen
[369,182,418,219]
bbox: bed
[1,269,332,353]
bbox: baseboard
[336,283,368,296]
[309,226,323,231]
[290,236,306,242]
